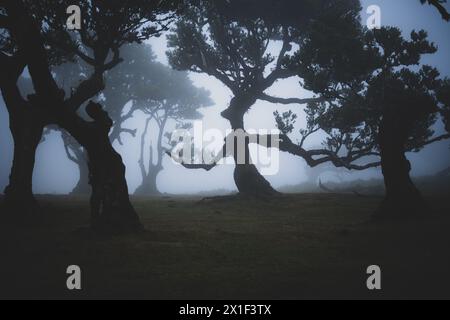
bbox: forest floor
[0,193,449,300]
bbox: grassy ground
[0,193,449,300]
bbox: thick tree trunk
[60,103,143,233]
[221,97,278,197]
[87,145,141,233]
[3,2,142,232]
[3,113,44,218]
[378,115,426,217]
[234,162,277,197]
[1,72,43,219]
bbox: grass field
[0,193,449,299]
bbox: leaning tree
[56,44,158,195]
[275,25,450,215]
[0,0,179,231]
[166,0,360,196]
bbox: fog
[1,0,449,195]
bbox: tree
[55,44,156,195]
[133,64,213,195]
[166,0,357,196]
[276,26,450,216]
[0,0,179,231]
[57,42,212,196]
[51,60,93,195]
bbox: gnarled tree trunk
[60,102,143,233]
[0,71,44,219]
[378,114,426,217]
[222,96,278,197]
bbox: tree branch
[65,71,105,112]
[63,143,81,165]
[426,0,450,21]
[116,128,138,145]
[0,51,29,115]
[0,50,27,83]
[259,93,326,105]
[262,68,298,90]
[100,47,124,72]
[165,131,381,172]
[276,27,291,70]
[73,47,96,66]
[409,133,450,149]
[274,134,380,170]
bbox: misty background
[1,0,449,195]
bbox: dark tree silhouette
[167,0,358,196]
[277,26,450,216]
[56,43,212,196]
[0,0,179,231]
[61,132,90,195]
[52,61,93,195]
[54,45,156,195]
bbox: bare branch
[273,134,380,170]
[426,0,450,21]
[259,93,326,105]
[263,68,296,90]
[413,133,450,148]
[121,128,137,137]
[165,131,380,172]
[73,47,96,66]
[165,150,218,171]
